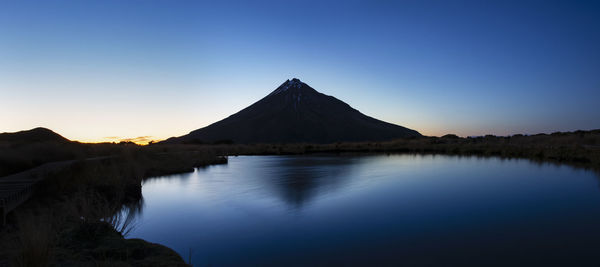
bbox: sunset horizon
[3,1,599,142]
[6,71,599,145]
[2,1,600,266]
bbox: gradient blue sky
[1,0,599,142]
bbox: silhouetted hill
[165,78,421,144]
[0,128,76,176]
[0,127,69,144]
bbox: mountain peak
[286,78,303,89]
[167,79,421,144]
[285,78,302,87]
[269,78,306,96]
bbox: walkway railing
[0,159,80,226]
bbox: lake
[127,154,600,266]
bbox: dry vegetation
[154,129,600,171]
[0,145,225,266]
[1,129,599,265]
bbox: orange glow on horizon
[74,136,163,145]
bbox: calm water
[128,155,600,266]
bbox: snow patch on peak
[288,78,303,89]
[268,78,304,96]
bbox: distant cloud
[101,136,158,145]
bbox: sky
[1,0,599,143]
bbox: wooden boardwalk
[0,157,113,226]
[0,160,76,226]
[0,178,36,226]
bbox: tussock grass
[1,145,218,266]
[13,210,54,267]
[1,129,598,266]
[159,129,600,171]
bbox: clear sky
[1,0,599,143]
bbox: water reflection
[129,155,600,266]
[114,196,144,237]
[259,156,360,208]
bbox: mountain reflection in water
[127,155,600,266]
[257,156,360,208]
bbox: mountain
[0,127,69,144]
[165,78,421,144]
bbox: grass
[1,128,599,265]
[1,145,227,266]
[150,129,600,172]
[13,210,54,267]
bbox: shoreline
[0,151,226,266]
[1,129,599,265]
[128,150,600,265]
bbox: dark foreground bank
[0,147,226,266]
